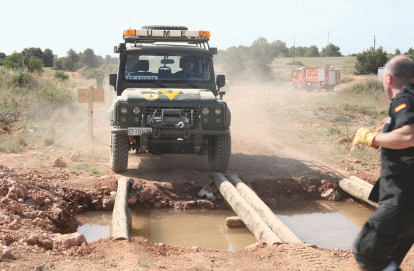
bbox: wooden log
[227,174,302,243]
[339,177,378,208]
[212,173,282,245]
[112,177,131,241]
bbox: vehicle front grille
[144,106,198,126]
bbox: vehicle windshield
[124,52,212,82]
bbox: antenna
[129,20,131,29]
[326,30,332,44]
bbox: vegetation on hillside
[0,68,87,152]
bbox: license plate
[128,127,153,136]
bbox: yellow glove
[353,128,379,148]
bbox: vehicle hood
[117,88,217,102]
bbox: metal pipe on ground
[212,173,282,245]
[339,176,378,208]
[112,177,132,241]
[227,174,302,243]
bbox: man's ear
[385,74,393,85]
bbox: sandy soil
[2,78,414,271]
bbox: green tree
[21,47,44,67]
[53,58,65,70]
[82,48,98,68]
[221,46,247,79]
[395,48,402,55]
[321,44,342,57]
[67,49,79,63]
[354,47,388,75]
[304,46,320,57]
[405,47,414,55]
[62,57,76,71]
[288,46,308,58]
[27,56,44,73]
[0,52,6,66]
[43,49,54,67]
[271,40,288,58]
[3,53,24,69]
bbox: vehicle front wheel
[292,81,301,91]
[208,134,231,173]
[110,134,129,173]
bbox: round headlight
[132,106,141,115]
[120,107,128,115]
[214,108,222,116]
[134,117,140,122]
[202,107,210,116]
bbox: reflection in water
[273,200,375,249]
[131,209,256,251]
[76,200,375,250]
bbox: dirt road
[3,80,414,270]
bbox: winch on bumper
[111,106,230,155]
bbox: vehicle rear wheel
[110,134,129,173]
[208,134,231,173]
[313,83,320,92]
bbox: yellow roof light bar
[123,28,210,44]
[124,29,136,37]
[200,31,210,38]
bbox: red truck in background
[291,67,340,91]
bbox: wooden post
[77,86,105,139]
[212,173,282,245]
[227,174,302,243]
[88,86,94,139]
[112,177,131,241]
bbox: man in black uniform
[353,55,414,271]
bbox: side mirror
[109,73,117,88]
[216,74,225,89]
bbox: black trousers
[353,203,414,270]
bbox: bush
[27,56,44,73]
[53,70,69,80]
[3,53,24,70]
[11,70,37,89]
[354,47,388,75]
[348,79,383,94]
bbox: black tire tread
[208,134,231,173]
[110,134,129,173]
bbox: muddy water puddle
[76,200,375,251]
[273,200,375,249]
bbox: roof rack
[123,29,210,45]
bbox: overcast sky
[1,0,414,58]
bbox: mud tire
[110,134,129,173]
[208,134,231,173]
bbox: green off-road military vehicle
[109,26,230,173]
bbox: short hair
[385,55,414,86]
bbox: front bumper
[111,128,230,136]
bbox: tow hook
[175,122,185,129]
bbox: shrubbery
[53,70,69,80]
[354,47,388,75]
